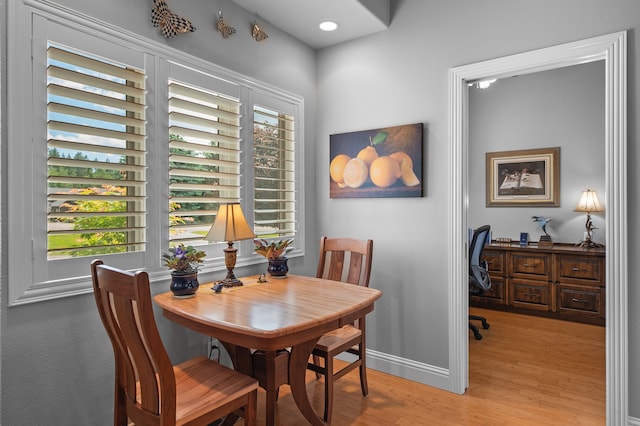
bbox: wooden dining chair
[90,260,258,426]
[308,237,374,423]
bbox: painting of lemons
[329,123,423,198]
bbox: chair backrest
[469,225,490,268]
[316,237,373,287]
[91,260,176,424]
[469,225,491,294]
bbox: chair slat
[327,251,345,282]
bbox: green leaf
[371,131,388,145]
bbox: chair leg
[244,389,257,426]
[323,354,334,423]
[469,314,490,330]
[359,345,368,396]
[469,322,483,340]
[313,354,322,380]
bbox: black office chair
[469,225,492,340]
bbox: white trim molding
[448,31,628,425]
[365,349,451,391]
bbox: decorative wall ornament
[216,11,236,38]
[251,20,268,42]
[151,0,196,38]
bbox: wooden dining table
[153,274,382,426]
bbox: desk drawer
[509,279,551,311]
[557,284,604,317]
[471,276,505,306]
[482,250,505,274]
[556,255,604,286]
[511,254,550,279]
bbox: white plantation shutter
[168,80,242,245]
[253,104,296,239]
[9,7,304,305]
[46,44,146,259]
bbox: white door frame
[447,31,628,425]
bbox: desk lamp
[205,203,255,287]
[574,189,604,248]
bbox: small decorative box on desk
[471,242,605,325]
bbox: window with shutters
[168,79,241,246]
[46,44,146,259]
[253,105,296,239]
[7,6,304,305]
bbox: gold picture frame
[486,147,560,207]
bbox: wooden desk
[472,243,605,325]
[154,274,382,426]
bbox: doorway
[448,32,628,424]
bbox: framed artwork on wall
[329,123,423,199]
[486,147,560,207]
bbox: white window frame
[7,2,304,305]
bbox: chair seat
[314,324,362,354]
[173,356,258,425]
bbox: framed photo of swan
[486,147,560,207]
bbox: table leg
[263,350,278,426]
[289,337,326,426]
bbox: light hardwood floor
[246,307,605,425]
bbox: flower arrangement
[163,244,206,274]
[254,238,293,260]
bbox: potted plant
[254,238,293,277]
[163,244,206,297]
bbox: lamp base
[576,239,603,249]
[221,243,243,287]
[219,276,244,287]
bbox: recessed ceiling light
[319,21,339,32]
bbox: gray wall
[469,62,606,244]
[2,0,639,424]
[0,0,319,424]
[316,0,639,420]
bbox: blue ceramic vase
[267,257,289,278]
[170,271,199,297]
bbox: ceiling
[229,0,390,49]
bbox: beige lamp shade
[205,203,255,243]
[574,189,604,213]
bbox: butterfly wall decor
[216,11,236,39]
[251,21,268,42]
[151,0,196,38]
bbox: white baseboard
[362,349,451,391]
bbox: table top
[485,242,605,256]
[154,274,382,351]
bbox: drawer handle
[571,298,588,303]
[524,292,538,297]
[571,267,586,272]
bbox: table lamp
[574,189,604,248]
[205,203,255,287]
